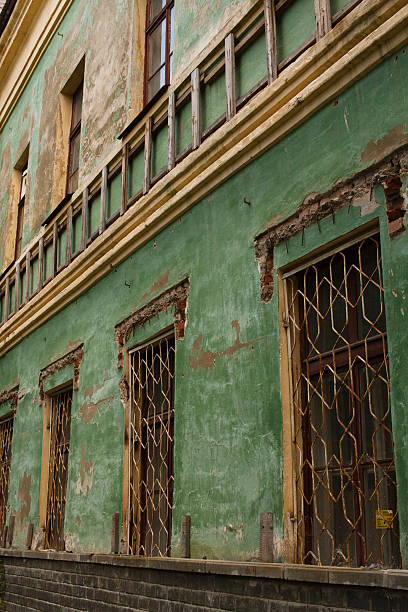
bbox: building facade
[1,0,408,608]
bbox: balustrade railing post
[225,33,236,120]
[66,203,73,265]
[81,187,89,251]
[121,143,129,215]
[100,165,108,234]
[15,261,20,311]
[143,117,153,194]
[38,237,44,291]
[52,222,58,278]
[314,0,331,40]
[25,250,30,302]
[4,277,9,321]
[168,91,176,171]
[264,0,278,83]
[191,68,201,150]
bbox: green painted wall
[0,0,134,270]
[1,0,408,567]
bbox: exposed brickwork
[255,150,408,302]
[114,278,190,370]
[1,553,408,611]
[0,385,18,410]
[38,345,84,403]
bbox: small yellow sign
[376,510,394,529]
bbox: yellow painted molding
[0,0,74,131]
[1,0,408,357]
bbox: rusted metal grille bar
[284,234,401,568]
[0,414,14,537]
[45,388,72,551]
[128,334,175,556]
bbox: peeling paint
[141,270,170,302]
[15,472,31,531]
[75,445,94,497]
[78,396,113,425]
[189,321,266,371]
[361,125,408,165]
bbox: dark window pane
[71,84,83,129]
[150,0,166,21]
[149,19,166,79]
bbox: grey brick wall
[1,552,408,611]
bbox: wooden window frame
[14,164,27,261]
[144,0,174,105]
[66,82,83,196]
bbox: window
[283,233,400,567]
[145,0,174,103]
[128,333,175,556]
[44,387,73,550]
[66,82,83,195]
[14,160,28,260]
[0,412,15,537]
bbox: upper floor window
[14,163,27,260]
[66,82,83,195]
[145,0,174,104]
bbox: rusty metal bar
[260,512,274,562]
[7,514,15,547]
[2,526,7,548]
[26,522,34,549]
[111,512,120,554]
[181,514,191,558]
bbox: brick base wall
[1,551,408,611]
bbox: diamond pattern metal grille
[284,234,400,567]
[129,334,175,556]
[0,414,14,536]
[45,388,72,551]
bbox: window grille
[283,233,401,567]
[128,333,175,556]
[45,388,72,551]
[0,414,14,536]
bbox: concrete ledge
[1,549,407,590]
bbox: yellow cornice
[0,0,73,131]
[1,0,408,357]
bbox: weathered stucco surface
[0,0,137,269]
[0,0,408,567]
